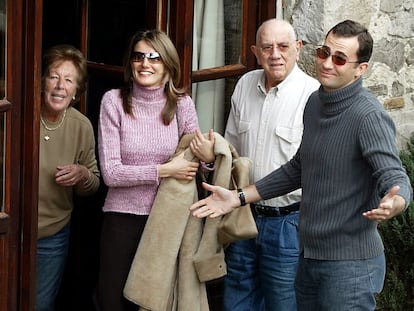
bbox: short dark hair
[326,20,373,63]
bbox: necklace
[40,109,67,141]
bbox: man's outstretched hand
[363,185,406,222]
[190,182,239,218]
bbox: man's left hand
[363,185,406,222]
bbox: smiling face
[251,20,301,91]
[42,60,79,119]
[316,33,368,92]
[130,40,166,88]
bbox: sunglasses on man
[316,46,360,66]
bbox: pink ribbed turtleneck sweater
[98,83,198,215]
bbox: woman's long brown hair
[120,29,186,125]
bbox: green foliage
[376,134,414,310]
[400,134,414,183]
[376,205,414,310]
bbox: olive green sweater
[38,107,100,239]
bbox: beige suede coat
[123,132,251,311]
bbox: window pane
[88,0,148,66]
[192,0,242,134]
[192,0,243,71]
[223,0,243,65]
[193,77,237,134]
[42,0,81,50]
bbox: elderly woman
[37,44,100,311]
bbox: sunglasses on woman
[316,46,360,66]
[131,51,162,64]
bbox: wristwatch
[237,188,246,206]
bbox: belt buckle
[272,206,282,216]
[278,207,290,216]
[253,204,266,215]
[253,204,281,217]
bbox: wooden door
[0,0,276,310]
[0,0,42,310]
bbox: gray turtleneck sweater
[256,78,413,260]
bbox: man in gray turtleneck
[190,20,413,311]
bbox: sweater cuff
[200,160,215,171]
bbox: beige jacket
[123,132,251,311]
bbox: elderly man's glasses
[131,51,162,63]
[260,43,291,54]
[316,46,359,66]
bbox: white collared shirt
[225,65,319,207]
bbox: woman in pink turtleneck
[96,30,214,311]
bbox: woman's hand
[55,164,89,187]
[158,152,200,180]
[190,129,215,163]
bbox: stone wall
[283,0,414,150]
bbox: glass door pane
[193,0,243,70]
[192,0,243,133]
[88,0,148,66]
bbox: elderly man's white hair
[255,18,297,44]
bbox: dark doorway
[42,1,148,309]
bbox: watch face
[238,189,246,206]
